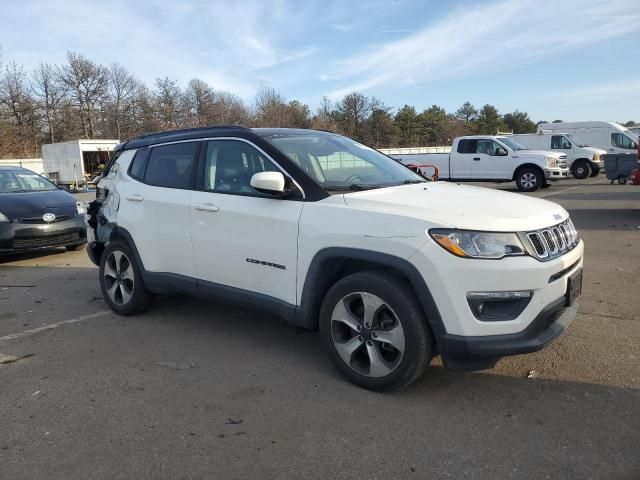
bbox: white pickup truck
[384,135,569,192]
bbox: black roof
[117,126,338,151]
[120,125,253,150]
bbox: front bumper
[439,298,577,371]
[409,238,584,370]
[544,167,569,180]
[0,216,86,252]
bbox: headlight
[76,201,87,215]
[429,229,526,259]
[545,156,557,167]
[592,152,600,161]
[0,211,9,223]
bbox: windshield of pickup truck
[0,169,58,193]
[497,137,526,151]
[259,130,426,192]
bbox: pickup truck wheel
[589,166,601,177]
[572,161,591,179]
[319,271,432,392]
[99,241,152,316]
[515,167,543,192]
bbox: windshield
[565,134,587,147]
[259,130,426,192]
[496,137,526,150]
[0,169,58,193]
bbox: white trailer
[42,139,119,190]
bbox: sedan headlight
[0,211,9,223]
[76,201,88,215]
[545,156,557,167]
[429,229,526,259]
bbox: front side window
[611,132,637,150]
[204,140,279,194]
[144,142,199,189]
[476,140,503,155]
[259,131,425,193]
[551,135,571,149]
[0,170,58,193]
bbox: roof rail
[122,125,252,150]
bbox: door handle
[473,157,481,161]
[195,203,219,212]
[126,194,144,202]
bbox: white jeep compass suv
[87,126,583,391]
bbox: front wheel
[99,241,153,315]
[515,167,544,192]
[589,166,601,177]
[319,271,433,392]
[572,161,591,179]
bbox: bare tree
[108,63,137,139]
[58,52,110,138]
[31,62,65,143]
[0,62,38,156]
[154,77,183,130]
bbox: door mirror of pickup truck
[250,171,286,195]
[495,147,508,156]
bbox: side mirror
[250,171,286,195]
[495,147,508,156]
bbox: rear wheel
[515,167,544,192]
[319,271,433,392]
[572,161,591,179]
[99,241,152,315]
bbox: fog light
[467,291,532,321]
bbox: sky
[1,0,639,122]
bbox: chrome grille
[525,219,579,261]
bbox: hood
[0,189,77,220]
[343,182,568,232]
[581,146,606,155]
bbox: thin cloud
[326,0,640,99]
[558,80,640,101]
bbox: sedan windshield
[258,130,425,192]
[0,170,58,193]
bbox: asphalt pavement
[1,176,639,479]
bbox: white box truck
[509,132,605,179]
[42,139,119,190]
[383,135,568,192]
[537,121,638,156]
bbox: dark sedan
[0,166,86,253]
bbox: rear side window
[128,149,149,180]
[144,142,199,189]
[457,139,477,154]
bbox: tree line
[0,49,637,158]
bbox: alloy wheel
[330,292,405,377]
[521,172,537,189]
[103,250,135,305]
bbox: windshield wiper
[402,179,426,184]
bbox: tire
[99,241,153,315]
[319,271,433,392]
[572,161,591,180]
[65,243,86,252]
[515,167,544,192]
[589,166,601,177]
[618,176,627,185]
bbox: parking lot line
[0,310,110,342]
[539,178,604,198]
